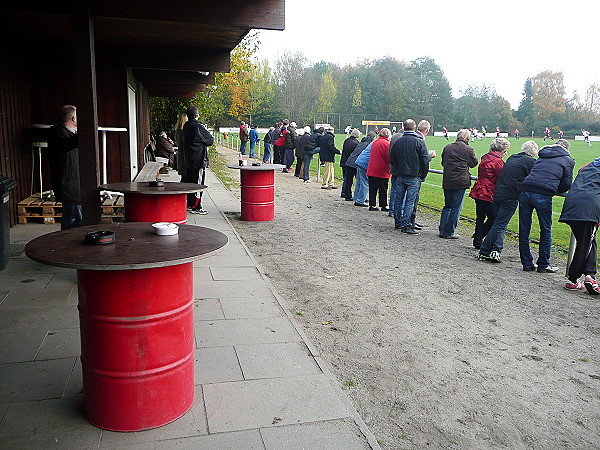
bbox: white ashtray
[152,222,179,236]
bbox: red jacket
[275,127,287,146]
[366,136,391,178]
[469,152,505,202]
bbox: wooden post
[75,9,102,225]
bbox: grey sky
[256,0,599,109]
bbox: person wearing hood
[519,139,575,273]
[559,157,600,294]
[347,131,376,205]
[478,140,538,263]
[340,129,361,200]
[320,127,341,189]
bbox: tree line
[150,34,600,138]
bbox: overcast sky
[255,0,600,110]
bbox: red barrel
[77,263,194,431]
[240,170,275,221]
[124,193,188,224]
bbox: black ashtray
[252,162,261,166]
[149,180,164,187]
[85,231,116,245]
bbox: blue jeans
[354,166,369,203]
[240,141,247,155]
[393,175,421,229]
[303,154,313,181]
[249,141,256,158]
[480,198,518,255]
[519,191,553,269]
[438,188,466,237]
[61,201,82,230]
[262,143,271,163]
[388,176,397,215]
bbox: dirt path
[217,146,600,449]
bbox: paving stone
[0,272,53,290]
[63,357,83,397]
[36,328,81,360]
[260,418,370,450]
[0,285,75,309]
[209,266,261,281]
[195,347,243,385]
[203,375,351,433]
[107,429,264,449]
[0,329,49,363]
[0,358,77,403]
[0,308,27,333]
[196,280,272,298]
[14,305,80,333]
[218,296,282,320]
[0,396,101,448]
[194,298,224,321]
[236,342,321,380]
[193,253,256,268]
[192,267,213,281]
[195,317,301,348]
[98,385,208,447]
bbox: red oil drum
[240,170,275,221]
[77,263,194,431]
[124,193,187,224]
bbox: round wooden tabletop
[227,164,285,171]
[25,223,228,270]
[99,182,207,194]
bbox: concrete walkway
[0,169,379,449]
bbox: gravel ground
[218,146,600,450]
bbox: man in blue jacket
[519,139,575,272]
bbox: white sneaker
[190,208,208,215]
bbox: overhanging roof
[1,1,284,97]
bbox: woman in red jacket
[469,138,510,248]
[366,128,392,211]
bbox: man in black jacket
[320,127,341,189]
[48,105,82,230]
[183,105,214,215]
[390,119,430,234]
[478,140,538,262]
[519,139,574,272]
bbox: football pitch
[324,134,599,253]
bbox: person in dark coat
[282,122,297,173]
[340,129,360,200]
[295,126,311,178]
[154,131,175,167]
[559,157,600,294]
[48,105,82,230]
[302,127,323,183]
[469,138,510,248]
[390,119,430,234]
[438,129,478,239]
[478,141,538,263]
[183,105,214,215]
[519,139,575,272]
[320,127,340,189]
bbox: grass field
[222,132,599,253]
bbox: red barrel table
[99,182,207,224]
[25,223,228,431]
[228,164,285,221]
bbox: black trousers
[473,199,495,246]
[273,145,284,165]
[368,176,389,208]
[343,166,356,200]
[566,221,598,282]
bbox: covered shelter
[0,2,284,225]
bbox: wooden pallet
[17,194,125,224]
